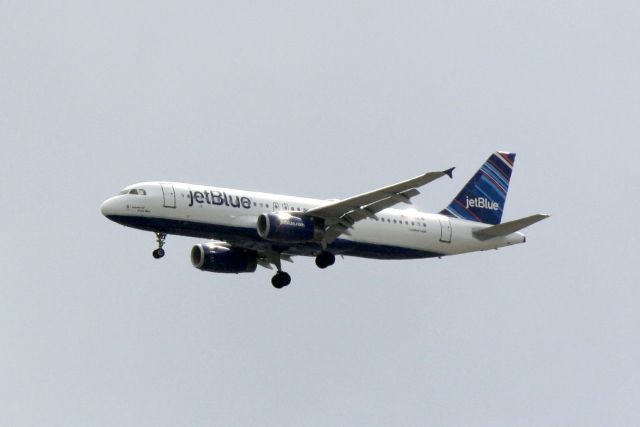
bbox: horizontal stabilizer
[473,214,550,240]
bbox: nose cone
[100,197,119,218]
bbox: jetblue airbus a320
[101,152,548,288]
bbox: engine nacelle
[190,242,257,273]
[257,213,322,243]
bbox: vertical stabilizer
[440,152,516,225]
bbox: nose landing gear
[152,232,167,259]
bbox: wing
[305,167,455,244]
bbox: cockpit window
[121,188,147,196]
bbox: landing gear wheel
[315,251,335,269]
[280,272,291,287]
[271,272,291,289]
[153,232,167,259]
[152,248,165,259]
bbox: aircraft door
[439,217,452,243]
[161,184,176,208]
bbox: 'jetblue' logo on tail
[440,152,515,224]
[465,196,499,211]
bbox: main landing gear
[315,251,335,269]
[269,252,291,289]
[271,271,291,289]
[152,232,166,259]
[271,251,335,288]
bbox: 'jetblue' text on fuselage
[188,190,252,209]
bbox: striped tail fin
[440,152,516,225]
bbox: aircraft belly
[105,215,443,260]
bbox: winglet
[443,167,455,178]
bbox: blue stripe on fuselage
[105,215,443,260]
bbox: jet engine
[257,213,323,243]
[190,242,257,273]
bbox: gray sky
[1,1,639,425]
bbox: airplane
[100,152,549,288]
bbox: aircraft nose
[100,197,118,217]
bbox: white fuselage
[101,181,525,260]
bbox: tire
[271,272,291,288]
[315,257,327,268]
[324,252,335,266]
[280,272,291,287]
[315,252,335,269]
[272,274,284,289]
